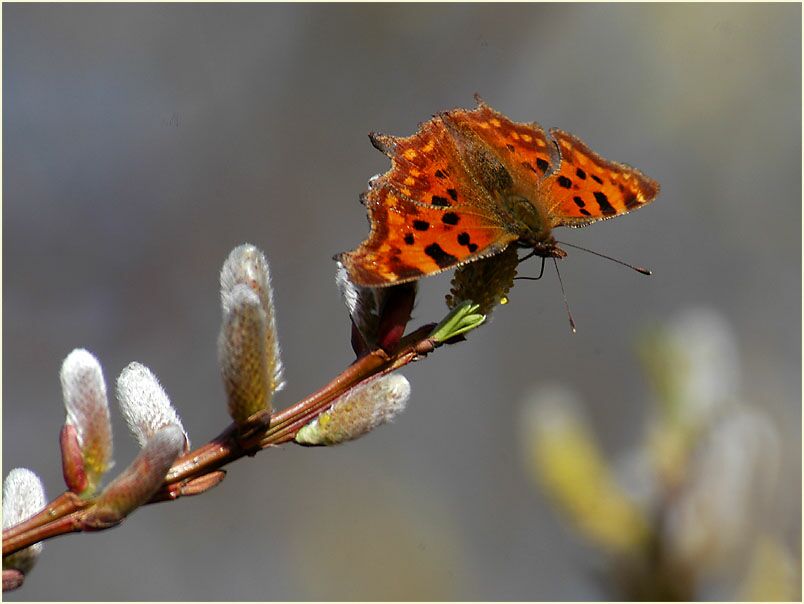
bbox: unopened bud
[60,424,88,493]
[335,261,384,346]
[83,426,185,530]
[60,349,113,495]
[3,569,25,592]
[335,262,418,352]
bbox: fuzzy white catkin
[218,284,271,422]
[296,373,410,445]
[220,244,285,393]
[665,406,780,570]
[117,362,189,451]
[59,348,113,480]
[3,468,47,573]
[666,308,741,424]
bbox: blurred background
[3,3,800,600]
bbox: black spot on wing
[624,191,640,210]
[388,258,424,280]
[457,232,478,254]
[442,212,460,226]
[424,243,458,268]
[413,220,430,231]
[593,191,616,215]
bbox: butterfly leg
[515,256,547,281]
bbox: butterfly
[337,96,660,287]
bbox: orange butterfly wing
[542,129,660,227]
[338,116,517,287]
[339,100,661,286]
[444,100,561,188]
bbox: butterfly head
[533,240,567,260]
[515,238,567,268]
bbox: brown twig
[1,492,87,547]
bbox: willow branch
[2,326,439,557]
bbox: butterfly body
[338,98,659,287]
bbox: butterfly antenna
[556,240,652,275]
[553,258,576,333]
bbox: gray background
[4,3,800,600]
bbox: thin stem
[2,513,84,556]
[161,347,391,486]
[1,492,87,553]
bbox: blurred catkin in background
[520,308,800,600]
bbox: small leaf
[429,301,486,343]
